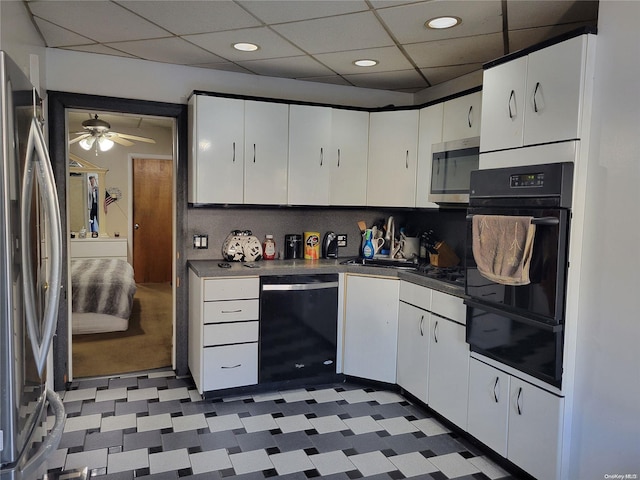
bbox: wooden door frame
[47,91,188,390]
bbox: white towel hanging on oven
[472,215,536,285]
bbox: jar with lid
[263,234,276,260]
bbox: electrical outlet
[337,234,347,247]
[193,234,209,249]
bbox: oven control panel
[510,172,544,188]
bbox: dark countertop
[188,258,466,298]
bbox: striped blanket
[71,258,137,319]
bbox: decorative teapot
[222,230,263,262]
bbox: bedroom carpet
[72,282,172,378]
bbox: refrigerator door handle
[21,115,63,376]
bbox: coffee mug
[401,237,420,259]
[373,237,385,254]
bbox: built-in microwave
[428,136,480,204]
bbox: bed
[71,258,137,334]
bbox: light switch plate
[337,234,347,247]
[193,234,209,249]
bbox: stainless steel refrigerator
[1,51,65,480]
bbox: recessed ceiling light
[354,59,378,67]
[425,16,461,29]
[233,42,259,52]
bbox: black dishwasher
[260,274,339,384]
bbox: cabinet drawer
[203,321,259,346]
[400,281,432,311]
[203,343,258,391]
[203,277,259,301]
[431,290,466,324]
[204,299,259,323]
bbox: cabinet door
[397,302,430,403]
[343,275,399,384]
[288,104,332,205]
[508,378,564,480]
[189,95,244,204]
[329,109,369,206]
[480,57,527,152]
[428,316,470,429]
[416,103,443,208]
[524,35,587,146]
[442,91,482,142]
[367,110,419,207]
[467,359,510,457]
[244,101,289,205]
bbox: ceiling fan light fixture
[98,137,114,152]
[233,42,259,52]
[354,59,378,67]
[79,137,95,151]
[426,16,461,29]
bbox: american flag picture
[104,190,116,213]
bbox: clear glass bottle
[263,234,276,260]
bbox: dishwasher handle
[262,282,339,291]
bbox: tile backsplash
[186,206,467,261]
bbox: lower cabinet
[189,270,260,395]
[343,274,399,384]
[467,357,565,480]
[397,301,430,403]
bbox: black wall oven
[464,162,573,387]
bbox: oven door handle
[464,298,563,332]
[465,214,559,226]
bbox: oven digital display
[510,172,544,188]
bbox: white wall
[45,48,413,109]
[570,1,640,477]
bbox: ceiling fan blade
[115,132,156,144]
[69,134,90,145]
[110,135,134,147]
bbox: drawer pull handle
[221,364,242,369]
[221,309,242,314]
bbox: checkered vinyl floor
[43,370,524,479]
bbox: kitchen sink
[340,257,420,270]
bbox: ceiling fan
[69,114,156,154]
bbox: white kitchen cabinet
[467,358,510,456]
[416,103,443,208]
[481,34,592,153]
[508,376,564,480]
[288,104,332,205]
[329,108,369,206]
[427,293,469,430]
[343,274,399,384]
[188,95,244,204]
[243,101,289,205]
[188,270,260,394]
[397,301,430,403]
[367,110,419,208]
[467,357,565,480]
[442,91,482,142]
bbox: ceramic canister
[303,232,320,259]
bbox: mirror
[69,153,108,237]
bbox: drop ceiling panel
[343,69,428,91]
[507,1,599,30]
[118,0,262,35]
[508,22,596,53]
[405,33,504,68]
[61,44,137,59]
[239,0,369,24]
[237,56,335,79]
[271,11,395,54]
[186,27,307,61]
[33,18,93,47]
[420,64,484,86]
[313,46,414,75]
[376,0,502,44]
[28,0,169,43]
[105,37,227,65]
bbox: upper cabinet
[287,104,332,205]
[329,109,369,206]
[244,101,289,205]
[442,91,482,142]
[367,109,419,208]
[416,103,443,209]
[189,95,245,204]
[481,34,593,152]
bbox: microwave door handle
[464,298,563,332]
[21,116,63,377]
